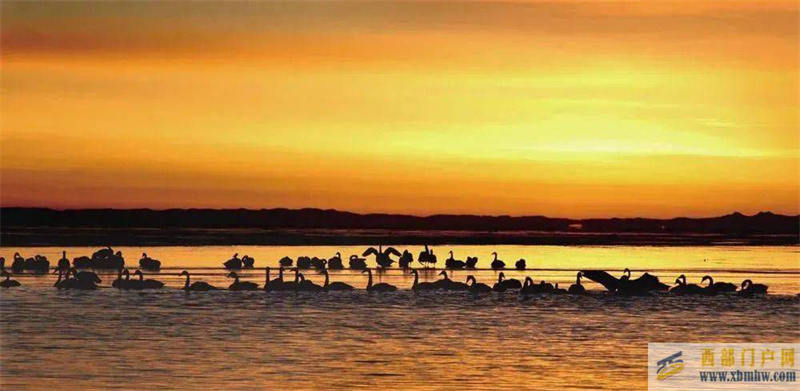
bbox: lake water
[2,245,799,390]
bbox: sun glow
[1,1,798,217]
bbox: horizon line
[2,206,797,221]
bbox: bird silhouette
[398,250,414,269]
[581,269,668,296]
[348,255,367,270]
[241,255,255,269]
[72,255,93,269]
[11,253,25,273]
[297,256,312,269]
[321,269,354,291]
[134,270,165,290]
[492,272,521,292]
[180,270,217,291]
[139,253,161,271]
[490,252,505,270]
[409,269,436,291]
[445,251,466,269]
[224,253,242,270]
[418,245,437,268]
[520,277,553,294]
[279,256,294,267]
[568,272,586,294]
[669,275,704,295]
[111,268,131,289]
[362,269,397,292]
[227,271,258,291]
[701,275,737,294]
[57,251,71,272]
[363,246,401,268]
[551,283,568,295]
[65,268,101,290]
[295,272,323,292]
[431,270,469,291]
[737,279,768,297]
[466,275,492,294]
[328,253,344,270]
[1,270,21,288]
[515,259,526,270]
[264,267,291,291]
[465,256,478,269]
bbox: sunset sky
[1,1,798,218]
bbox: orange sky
[1,1,798,218]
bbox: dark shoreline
[2,227,798,247]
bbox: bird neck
[413,272,418,287]
[324,272,329,288]
[184,274,190,289]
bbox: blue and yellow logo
[657,351,684,381]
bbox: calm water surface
[2,245,799,390]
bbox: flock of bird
[0,246,770,297]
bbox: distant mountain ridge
[1,208,798,234]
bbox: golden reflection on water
[1,246,798,390]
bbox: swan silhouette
[520,277,554,294]
[568,272,586,294]
[224,253,242,270]
[297,256,312,269]
[348,255,367,270]
[581,269,668,296]
[93,251,124,269]
[466,275,492,294]
[26,255,49,274]
[363,246,401,268]
[701,275,737,293]
[490,252,505,270]
[11,253,25,273]
[180,270,217,291]
[418,245,437,268]
[54,268,70,288]
[551,283,567,295]
[669,275,704,295]
[409,269,436,291]
[432,270,469,291]
[295,272,323,292]
[515,259,526,270]
[465,256,478,269]
[66,268,101,290]
[279,256,294,267]
[322,269,354,291]
[328,253,344,270]
[241,255,255,269]
[310,257,327,270]
[72,255,93,269]
[57,251,71,272]
[266,267,292,291]
[445,251,466,269]
[112,268,131,289]
[398,250,413,269]
[139,253,161,271]
[738,279,768,297]
[492,272,521,292]
[362,269,397,292]
[227,271,258,291]
[0,270,21,288]
[134,270,165,290]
